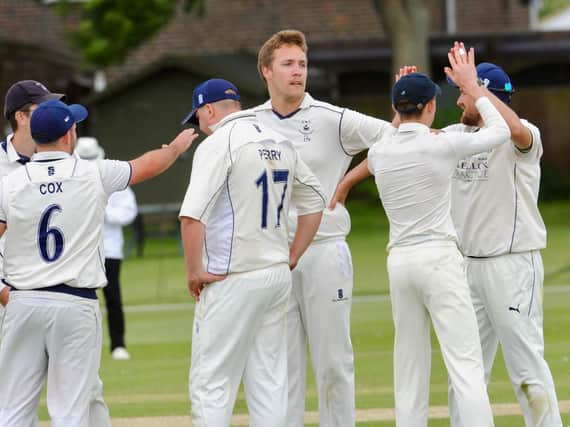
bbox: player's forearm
[180,216,205,276]
[345,159,372,189]
[473,97,511,149]
[481,87,532,149]
[128,146,181,186]
[128,129,197,185]
[289,211,322,269]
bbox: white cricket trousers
[286,239,355,427]
[190,263,291,427]
[449,251,563,427]
[387,241,493,427]
[0,291,109,427]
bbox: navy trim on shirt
[272,108,301,120]
[2,141,31,164]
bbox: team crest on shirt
[299,119,313,142]
[453,153,490,182]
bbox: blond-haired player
[253,29,398,426]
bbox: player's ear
[261,65,271,81]
[427,98,436,114]
[14,110,29,127]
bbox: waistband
[6,282,98,300]
[389,240,458,253]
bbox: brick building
[1,0,569,203]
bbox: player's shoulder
[303,94,344,116]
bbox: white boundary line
[123,284,570,313]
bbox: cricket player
[0,99,197,426]
[368,47,510,426]
[252,29,397,426]
[446,42,563,427]
[179,78,325,427]
[0,81,112,427]
[0,80,64,311]
[76,136,139,361]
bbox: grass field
[37,200,570,425]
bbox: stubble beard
[460,110,482,127]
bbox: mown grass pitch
[37,200,570,425]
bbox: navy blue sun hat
[182,78,241,125]
[447,62,515,103]
[4,80,65,120]
[30,99,88,144]
[392,73,441,113]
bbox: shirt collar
[210,110,257,132]
[31,151,72,162]
[398,122,431,134]
[3,134,32,164]
[255,92,314,114]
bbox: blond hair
[257,29,308,82]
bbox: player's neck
[270,93,304,117]
[11,130,36,158]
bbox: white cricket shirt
[104,186,138,260]
[253,93,395,241]
[179,110,325,275]
[0,152,131,289]
[0,135,31,282]
[368,97,510,250]
[446,119,546,256]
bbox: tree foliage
[63,0,201,67]
[372,0,433,77]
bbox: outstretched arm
[450,42,531,151]
[129,129,198,185]
[180,216,226,300]
[444,42,510,156]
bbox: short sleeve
[97,160,132,195]
[340,109,395,155]
[514,120,542,162]
[179,138,230,223]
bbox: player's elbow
[510,124,532,150]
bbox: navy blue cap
[30,99,88,144]
[447,62,514,103]
[392,73,441,113]
[182,78,240,125]
[4,80,65,120]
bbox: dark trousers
[104,258,126,351]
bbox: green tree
[372,0,434,77]
[61,0,201,67]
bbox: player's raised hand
[168,128,199,156]
[187,270,226,301]
[444,41,478,92]
[395,65,418,83]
